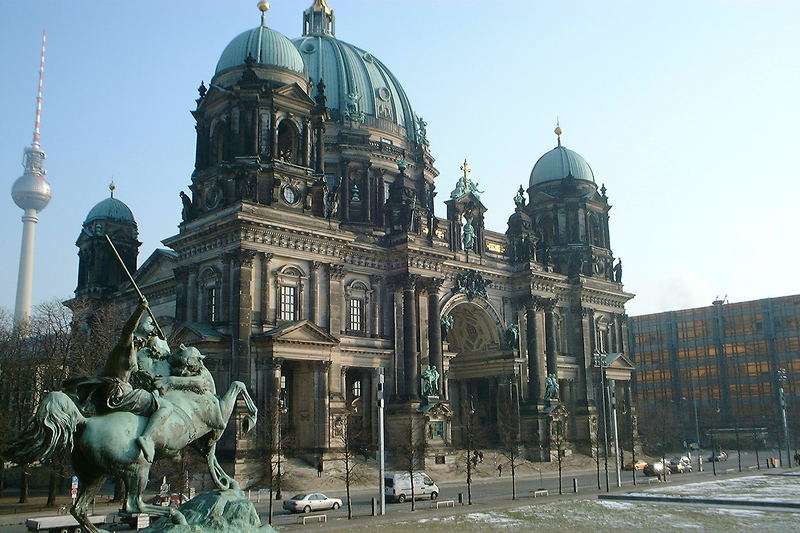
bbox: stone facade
[77,2,636,471]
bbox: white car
[282,493,342,513]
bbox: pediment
[273,83,316,106]
[448,192,486,211]
[134,249,178,288]
[258,320,339,345]
[170,321,227,346]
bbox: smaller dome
[84,197,136,226]
[530,145,595,187]
[216,25,306,75]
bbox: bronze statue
[8,299,259,532]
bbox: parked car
[643,460,670,477]
[668,458,691,473]
[708,450,729,462]
[282,493,342,514]
[384,472,439,502]
[623,459,648,471]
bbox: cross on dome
[460,159,472,180]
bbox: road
[0,450,788,532]
[262,449,782,529]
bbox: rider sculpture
[8,297,258,533]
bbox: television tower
[11,31,52,324]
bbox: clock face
[282,186,298,205]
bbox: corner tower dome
[530,127,595,187]
[84,186,137,227]
[292,0,420,143]
[215,2,306,77]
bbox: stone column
[328,264,345,334]
[402,274,420,399]
[269,358,283,447]
[310,261,322,326]
[543,298,558,378]
[525,300,545,402]
[186,267,198,322]
[174,266,191,323]
[427,278,444,395]
[231,249,257,386]
[316,361,331,452]
[302,119,311,167]
[270,111,278,159]
[370,275,382,337]
[579,308,596,404]
[261,253,274,326]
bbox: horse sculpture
[7,302,257,533]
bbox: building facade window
[206,286,217,322]
[275,265,304,322]
[352,379,362,398]
[279,285,297,321]
[348,297,364,332]
[345,280,370,335]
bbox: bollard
[458,492,463,505]
[372,497,376,516]
[573,478,578,493]
[248,490,251,501]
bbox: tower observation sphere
[12,30,51,325]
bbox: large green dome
[216,25,306,75]
[292,35,419,142]
[530,145,595,187]
[84,196,136,226]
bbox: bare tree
[332,412,372,519]
[456,396,488,505]
[550,417,567,494]
[497,383,525,500]
[390,416,427,510]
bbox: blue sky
[1,0,799,316]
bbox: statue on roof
[513,185,526,209]
[450,159,484,199]
[343,87,364,123]
[417,116,428,145]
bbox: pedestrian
[794,452,800,466]
[317,459,324,477]
[478,450,484,463]
[497,464,502,477]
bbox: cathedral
[75,1,635,472]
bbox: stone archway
[443,300,515,447]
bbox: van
[384,472,439,503]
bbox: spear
[104,234,165,340]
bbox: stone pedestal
[141,489,276,533]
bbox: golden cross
[460,159,471,180]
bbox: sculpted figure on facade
[441,314,454,342]
[422,365,440,396]
[544,373,560,402]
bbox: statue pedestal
[141,489,276,533]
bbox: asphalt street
[0,450,789,532]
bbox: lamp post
[683,393,702,472]
[778,368,790,468]
[593,351,610,492]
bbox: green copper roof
[216,25,306,75]
[292,34,419,142]
[530,145,595,187]
[84,197,136,226]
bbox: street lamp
[592,351,614,491]
[682,393,702,473]
[778,368,790,467]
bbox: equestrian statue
[5,238,265,533]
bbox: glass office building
[629,295,800,448]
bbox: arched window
[276,266,304,322]
[199,267,222,323]
[277,120,300,165]
[346,280,369,335]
